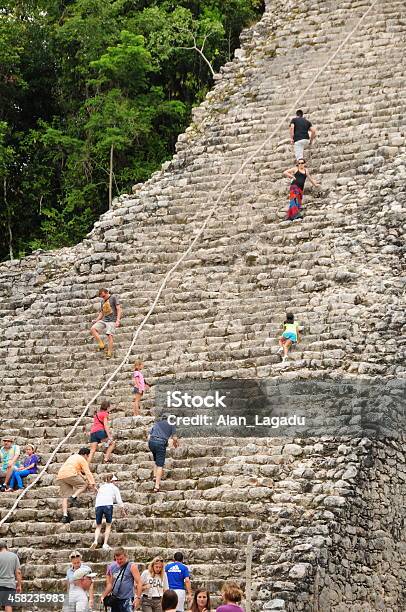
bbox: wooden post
[109,143,114,210]
[245,534,253,612]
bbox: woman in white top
[65,551,94,610]
[141,557,169,612]
[90,474,127,550]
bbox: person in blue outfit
[277,312,301,362]
[165,553,192,612]
[148,414,179,493]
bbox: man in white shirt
[66,567,97,612]
[90,474,127,551]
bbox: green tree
[0,122,15,259]
[0,0,262,260]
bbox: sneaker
[90,542,98,550]
[62,515,71,524]
[97,343,105,352]
[0,485,6,492]
[69,495,80,507]
[105,351,112,360]
[102,544,111,551]
[282,356,287,363]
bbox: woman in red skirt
[283,158,320,220]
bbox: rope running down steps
[0,0,379,527]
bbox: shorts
[92,321,116,336]
[132,387,143,396]
[148,438,167,468]
[90,430,108,443]
[282,331,297,343]
[0,586,16,609]
[111,598,133,612]
[141,595,163,612]
[174,589,186,612]
[56,474,87,498]
[95,504,113,524]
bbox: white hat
[73,567,97,580]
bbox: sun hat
[73,567,97,580]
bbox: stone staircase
[0,0,405,610]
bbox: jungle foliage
[0,0,262,259]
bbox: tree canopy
[0,0,262,260]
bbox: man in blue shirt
[165,552,192,612]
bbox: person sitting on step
[91,473,126,551]
[277,312,301,362]
[283,158,320,221]
[6,444,39,491]
[88,399,116,464]
[0,436,20,492]
[131,359,150,416]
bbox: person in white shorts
[90,288,122,359]
[289,109,316,161]
[165,553,192,612]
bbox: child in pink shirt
[132,360,150,416]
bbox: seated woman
[6,444,39,491]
